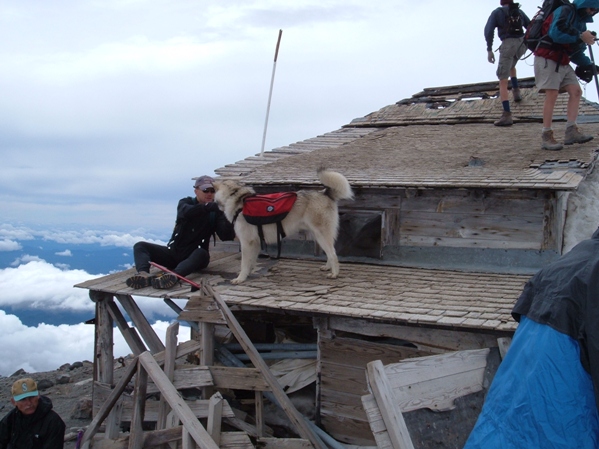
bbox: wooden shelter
[77,78,599,448]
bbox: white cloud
[0,239,21,251]
[55,249,72,256]
[0,310,190,376]
[0,260,94,311]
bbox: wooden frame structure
[85,283,327,449]
[361,349,491,449]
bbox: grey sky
[1,0,596,234]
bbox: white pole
[260,29,283,157]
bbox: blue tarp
[464,317,599,448]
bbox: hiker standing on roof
[533,0,598,150]
[126,175,236,289]
[464,227,599,448]
[485,0,531,126]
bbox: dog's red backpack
[241,192,297,258]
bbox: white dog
[214,168,354,284]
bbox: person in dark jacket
[533,0,598,150]
[126,175,236,289]
[464,228,599,448]
[0,378,66,449]
[485,0,531,126]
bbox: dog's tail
[317,168,354,202]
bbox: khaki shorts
[497,38,526,80]
[534,56,579,91]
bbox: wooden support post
[206,392,223,446]
[138,352,219,449]
[157,322,179,430]
[255,391,264,437]
[367,360,414,449]
[203,284,327,449]
[107,300,147,355]
[80,359,138,449]
[200,322,214,399]
[94,293,114,386]
[116,294,165,354]
[129,358,149,449]
[182,428,196,449]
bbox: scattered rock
[70,396,92,420]
[37,379,54,390]
[68,362,84,371]
[56,374,71,385]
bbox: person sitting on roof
[0,378,66,449]
[533,0,598,150]
[464,227,599,448]
[126,175,236,289]
[484,0,531,127]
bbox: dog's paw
[231,276,246,285]
[320,265,331,272]
[326,273,338,279]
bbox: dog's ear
[212,180,221,191]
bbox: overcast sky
[3,1,599,375]
[6,0,593,235]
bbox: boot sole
[152,274,179,289]
[126,274,156,289]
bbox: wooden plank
[129,358,148,449]
[200,322,215,399]
[138,351,219,449]
[207,393,223,446]
[96,297,114,385]
[367,360,415,449]
[146,366,214,394]
[204,284,327,449]
[91,430,254,449]
[209,366,271,391]
[107,300,147,355]
[157,322,179,430]
[361,394,393,449]
[153,339,202,365]
[116,295,165,354]
[80,360,138,449]
[257,438,313,448]
[327,317,500,351]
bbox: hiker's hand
[204,202,220,212]
[581,30,595,45]
[487,50,495,64]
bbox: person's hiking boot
[564,124,594,145]
[494,111,513,127]
[126,271,155,289]
[152,273,178,289]
[541,130,563,151]
[512,87,522,102]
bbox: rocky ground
[0,361,95,449]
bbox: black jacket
[512,227,599,410]
[0,396,66,449]
[167,197,235,258]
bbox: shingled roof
[216,78,599,190]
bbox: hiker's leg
[174,248,210,277]
[542,89,559,128]
[133,242,176,273]
[563,82,583,123]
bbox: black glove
[204,201,220,212]
[575,64,599,83]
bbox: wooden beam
[80,359,138,449]
[367,360,414,449]
[157,322,179,430]
[203,284,327,449]
[128,358,148,449]
[138,351,219,449]
[116,294,165,354]
[207,393,223,446]
[107,300,147,355]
